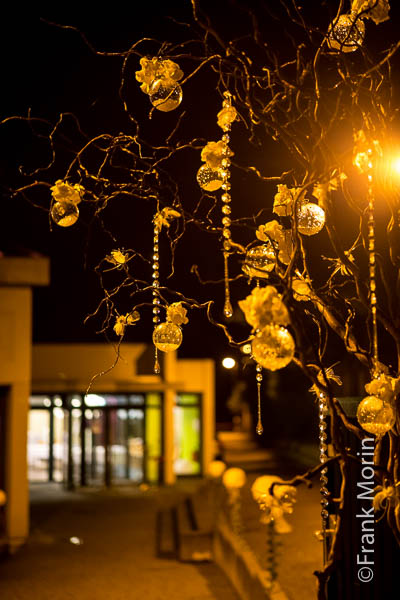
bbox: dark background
[1,2,398,430]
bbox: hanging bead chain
[256,363,264,435]
[219,92,234,318]
[366,148,379,374]
[319,391,329,564]
[152,220,161,374]
[266,521,278,584]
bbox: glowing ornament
[51,201,79,227]
[357,396,396,435]
[327,13,365,53]
[149,79,182,112]
[242,244,275,279]
[222,467,246,490]
[196,164,224,192]
[152,321,182,352]
[297,203,326,236]
[208,460,227,479]
[251,325,295,371]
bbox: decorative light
[318,392,330,526]
[196,164,224,191]
[149,79,183,112]
[327,13,365,53]
[222,467,246,490]
[152,321,183,352]
[135,57,183,112]
[357,396,396,435]
[152,217,161,372]
[207,460,226,478]
[251,325,295,371]
[242,243,275,279]
[222,357,236,369]
[51,201,79,227]
[297,202,326,236]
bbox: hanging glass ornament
[51,201,79,227]
[327,13,365,53]
[242,244,276,279]
[297,203,326,236]
[149,79,183,112]
[357,396,396,435]
[196,164,224,192]
[152,321,183,352]
[251,325,295,371]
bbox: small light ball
[297,203,326,236]
[357,396,396,435]
[208,460,226,479]
[152,321,182,352]
[149,78,182,112]
[251,325,295,371]
[327,14,365,53]
[196,165,224,192]
[242,244,276,279]
[222,467,246,490]
[51,201,79,227]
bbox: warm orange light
[392,157,400,175]
[222,357,236,369]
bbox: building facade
[0,258,215,554]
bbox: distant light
[392,157,400,175]
[71,398,81,408]
[53,407,64,419]
[85,394,106,407]
[222,357,236,369]
[43,398,51,408]
[69,536,83,545]
[241,344,252,355]
[54,398,63,407]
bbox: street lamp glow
[392,156,400,175]
[222,357,236,369]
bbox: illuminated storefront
[30,345,214,489]
[28,391,203,487]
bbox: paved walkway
[0,483,239,600]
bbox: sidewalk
[0,443,323,600]
[0,482,239,600]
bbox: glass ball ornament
[242,244,276,279]
[152,321,183,352]
[357,396,396,435]
[51,201,79,227]
[297,203,326,236]
[327,13,365,53]
[149,78,182,112]
[196,164,224,192]
[251,324,295,371]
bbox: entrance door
[111,408,144,483]
[83,408,106,486]
[27,409,50,481]
[83,407,145,485]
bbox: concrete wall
[171,358,215,477]
[0,257,49,552]
[0,288,32,552]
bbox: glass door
[28,410,50,481]
[173,393,201,476]
[83,408,106,486]
[110,408,145,483]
